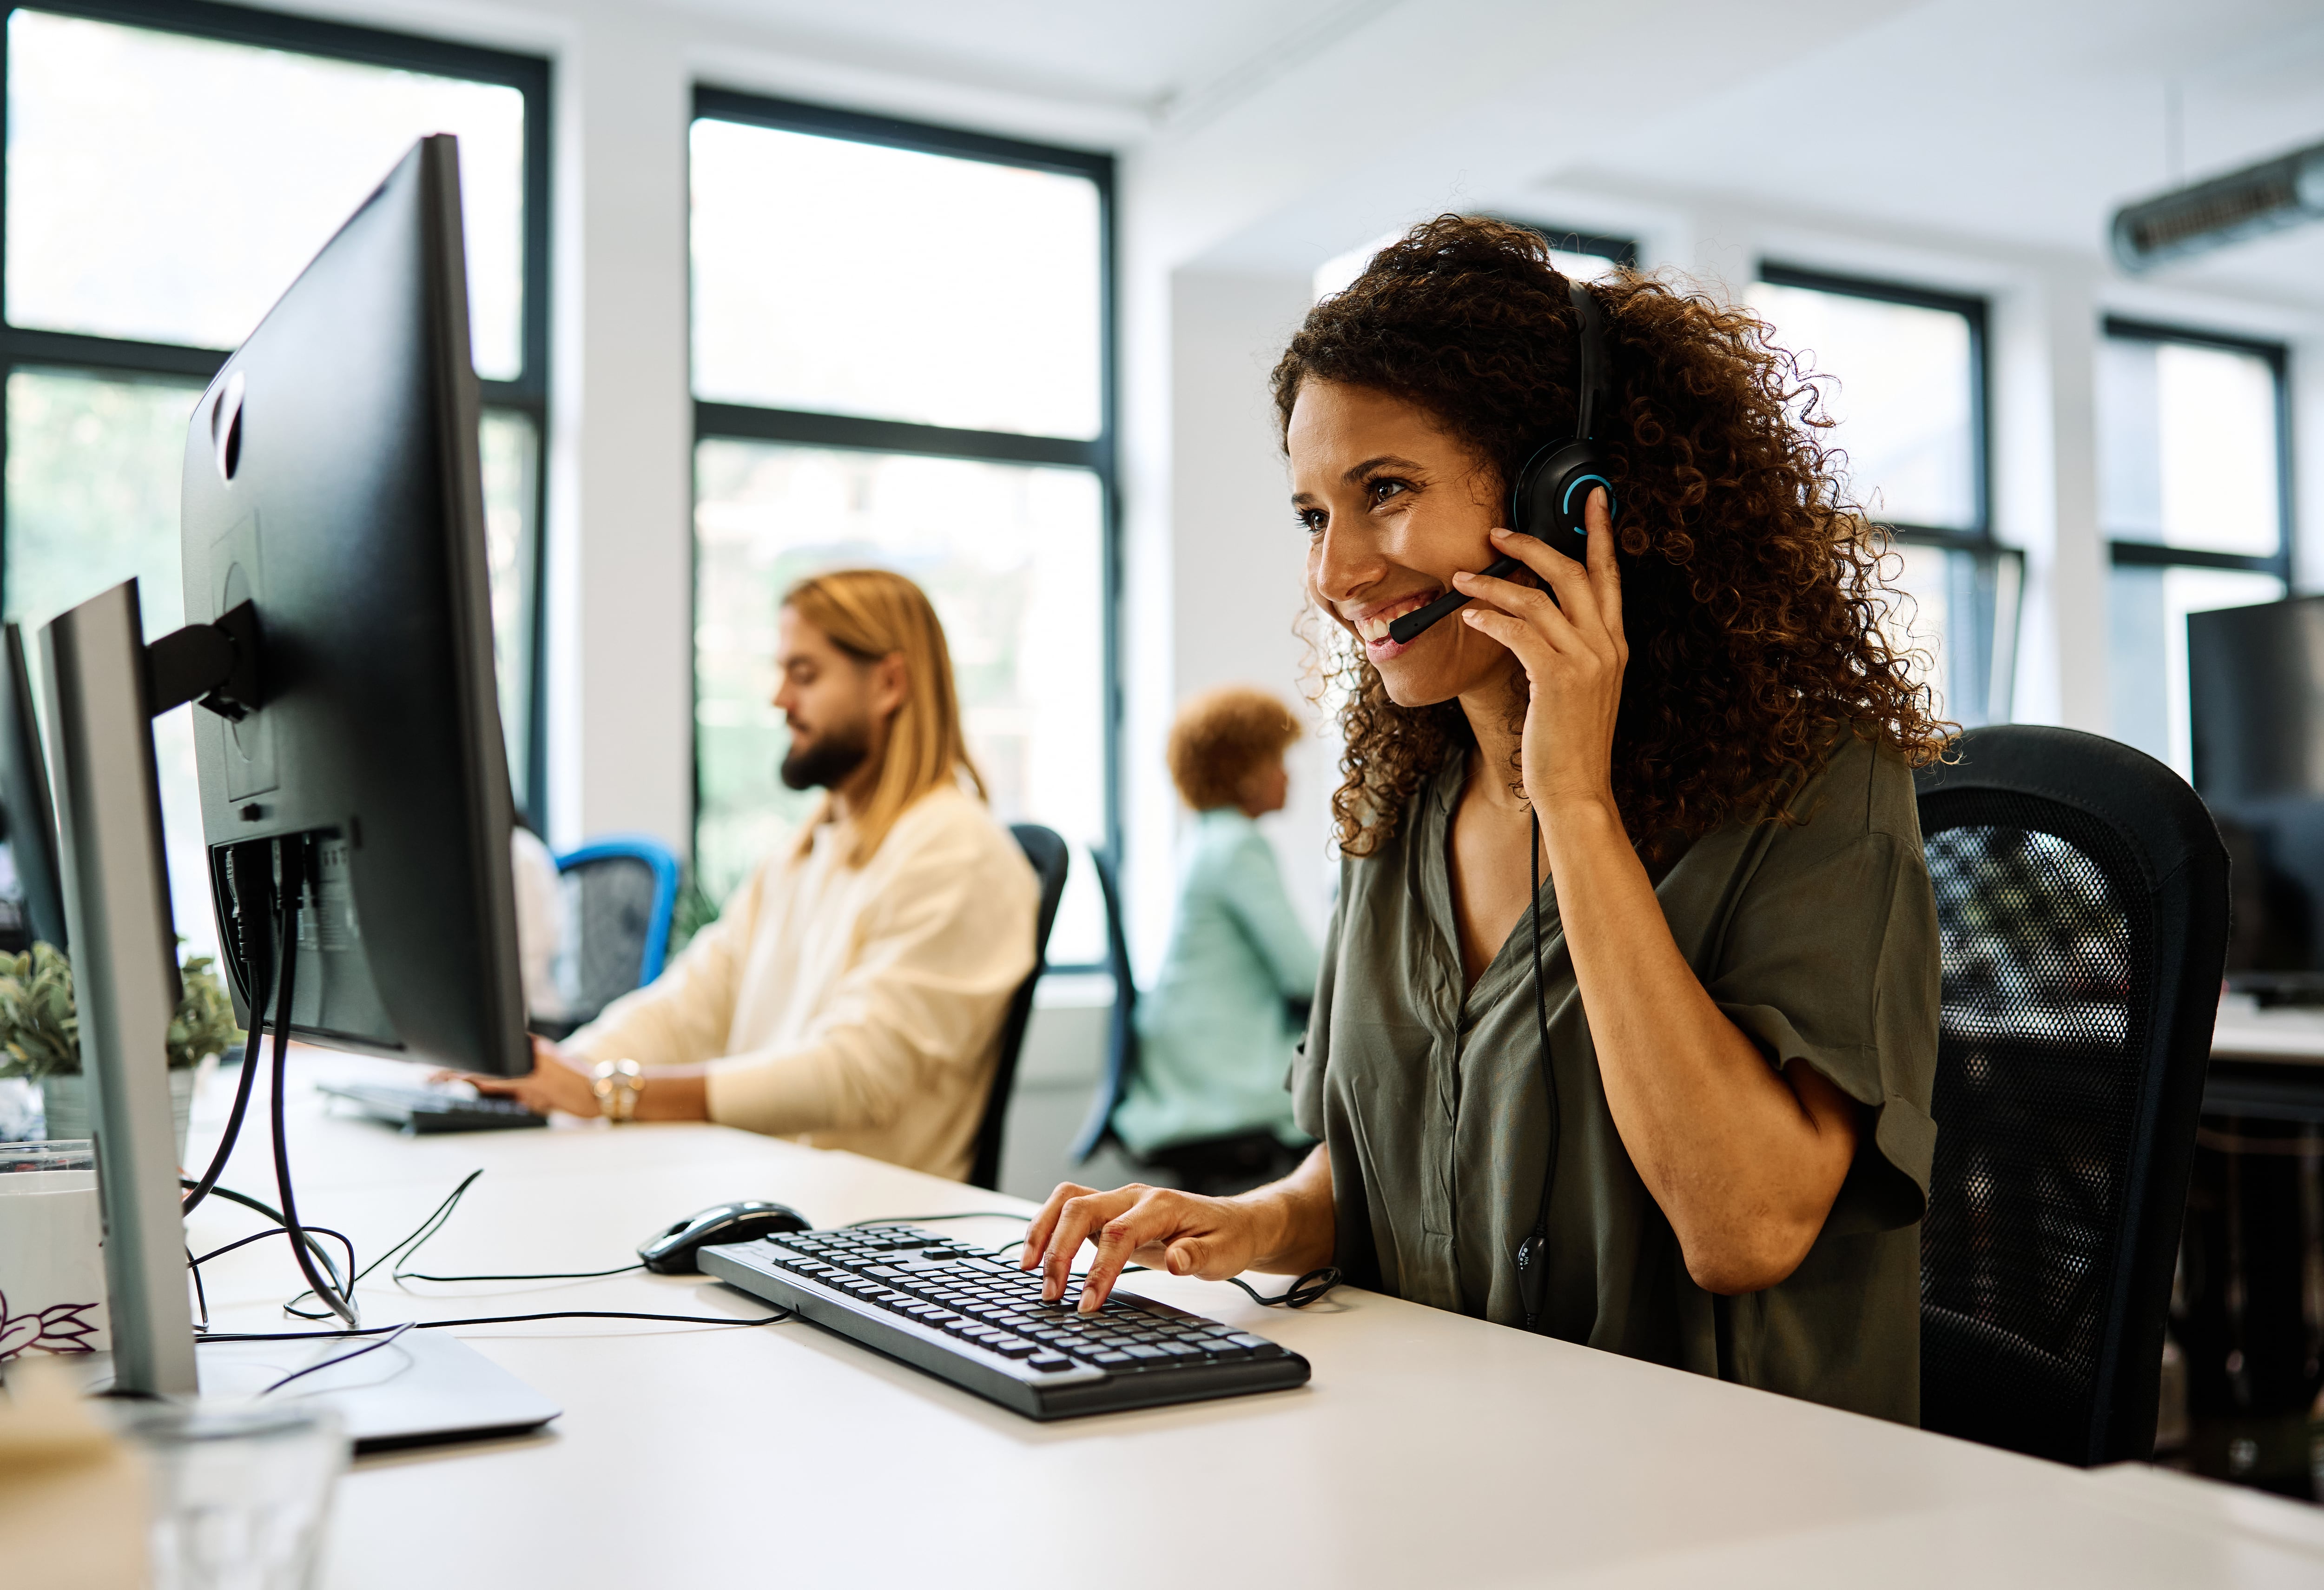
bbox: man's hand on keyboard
[439,1037,599,1117]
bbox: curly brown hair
[1167,686,1301,810]
[1275,215,1949,859]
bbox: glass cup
[117,1401,350,1590]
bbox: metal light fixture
[2111,140,2324,272]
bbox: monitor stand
[194,1334,560,1452]
[41,580,557,1445]
[42,581,199,1396]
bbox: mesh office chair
[1915,724,2228,1466]
[965,825,1070,1192]
[553,836,681,1031]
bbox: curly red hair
[1276,215,1949,858]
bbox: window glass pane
[6,10,527,378]
[2099,337,2280,556]
[480,410,538,804]
[2108,564,2284,776]
[694,441,1106,963]
[1546,247,1624,282]
[4,368,215,961]
[1313,231,1622,302]
[689,119,1101,438]
[1873,542,2020,730]
[1875,541,1949,712]
[5,370,540,961]
[1746,281,1977,531]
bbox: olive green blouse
[1290,732,1939,1424]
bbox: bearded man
[469,569,1038,1181]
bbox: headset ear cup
[1552,444,1615,546]
[1511,440,1602,560]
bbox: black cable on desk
[181,847,275,1220]
[265,840,357,1329]
[180,1178,354,1329]
[1226,1267,1342,1309]
[259,1320,417,1395]
[199,1308,794,1344]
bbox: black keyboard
[700,1225,1310,1420]
[317,1082,548,1134]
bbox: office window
[1749,265,2015,727]
[1312,223,1633,303]
[1,3,550,958]
[691,92,1114,967]
[2101,320,2291,774]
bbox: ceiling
[1576,0,2324,303]
[674,0,2324,303]
[669,0,1387,117]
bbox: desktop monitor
[2188,594,2324,993]
[0,622,69,951]
[177,134,527,1076]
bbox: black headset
[1508,278,1616,1334]
[1510,279,1618,559]
[1385,278,1618,646]
[1370,274,1617,1328]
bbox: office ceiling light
[2111,140,2324,272]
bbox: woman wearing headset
[1024,216,1948,1424]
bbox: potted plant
[0,942,241,1159]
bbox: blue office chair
[554,835,682,1029]
[1915,725,2229,1465]
[966,825,1070,1191]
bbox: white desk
[174,1053,2324,1590]
[2212,995,2324,1065]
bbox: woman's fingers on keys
[1038,1185,1143,1303]
[1020,1181,1092,1272]
[1076,1190,1190,1314]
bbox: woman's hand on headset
[1021,1146,1336,1314]
[1450,485,1626,822]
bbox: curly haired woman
[1024,217,1949,1423]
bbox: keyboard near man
[462,569,1039,1181]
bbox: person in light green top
[1112,687,1318,1167]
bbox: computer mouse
[638,1200,811,1274]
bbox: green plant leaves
[0,941,243,1080]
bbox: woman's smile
[1342,590,1443,659]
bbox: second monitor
[177,133,528,1078]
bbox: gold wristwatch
[590,1058,645,1123]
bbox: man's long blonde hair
[784,568,987,867]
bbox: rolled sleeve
[1706,828,1941,1236]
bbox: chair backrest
[554,836,682,1027]
[966,824,1070,1191]
[1068,847,1139,1164]
[1915,724,2228,1465]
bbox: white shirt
[565,788,1039,1181]
[508,828,568,1023]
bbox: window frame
[687,86,1119,969]
[1522,225,1638,271]
[0,0,555,819]
[1753,262,2018,725]
[1756,261,1994,548]
[2100,315,2294,586]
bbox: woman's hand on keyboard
[1022,1148,1336,1315]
